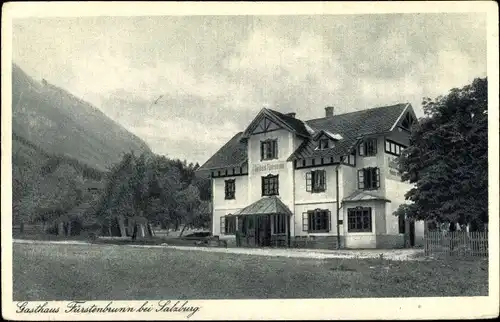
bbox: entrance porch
[232,196,293,248]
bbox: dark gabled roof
[198,103,410,171]
[198,132,247,171]
[267,109,312,138]
[289,103,409,160]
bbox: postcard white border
[2,1,499,320]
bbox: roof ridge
[305,103,409,123]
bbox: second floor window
[262,174,279,196]
[385,139,406,156]
[261,139,278,160]
[306,170,326,193]
[358,167,380,190]
[359,138,377,157]
[224,179,235,200]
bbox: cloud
[129,116,240,161]
[12,14,487,163]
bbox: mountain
[12,63,151,171]
[12,63,152,226]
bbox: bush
[183,231,210,238]
[45,224,58,235]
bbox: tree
[395,78,488,230]
[147,156,182,228]
[94,153,211,234]
[174,184,202,236]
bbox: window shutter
[327,210,331,232]
[359,143,365,156]
[358,169,365,189]
[306,172,312,192]
[373,138,377,154]
[376,168,380,188]
[321,170,326,190]
[220,216,225,235]
[302,212,309,231]
[273,140,278,158]
[260,142,264,160]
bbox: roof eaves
[198,159,248,172]
[389,103,411,132]
[241,108,298,140]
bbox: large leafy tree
[396,77,488,230]
[95,152,210,232]
[174,184,202,236]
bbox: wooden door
[257,215,271,247]
[409,220,415,247]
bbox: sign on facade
[386,155,401,181]
[253,163,286,173]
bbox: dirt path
[13,239,425,261]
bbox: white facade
[207,106,424,249]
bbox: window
[401,112,416,131]
[385,139,406,156]
[359,138,377,157]
[358,167,380,190]
[272,214,287,234]
[302,209,330,232]
[306,170,326,193]
[344,151,356,166]
[261,139,278,160]
[347,207,372,232]
[220,215,236,235]
[224,179,235,200]
[262,174,279,196]
[318,138,330,150]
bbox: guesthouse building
[197,104,425,249]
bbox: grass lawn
[13,243,488,301]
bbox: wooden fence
[424,231,488,257]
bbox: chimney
[285,112,296,118]
[325,106,334,117]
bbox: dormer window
[319,138,330,150]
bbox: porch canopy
[232,196,292,247]
[233,196,293,216]
[342,190,391,203]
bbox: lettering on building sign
[387,156,401,180]
[253,163,285,173]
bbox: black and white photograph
[2,1,498,320]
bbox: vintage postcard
[2,1,499,320]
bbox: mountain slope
[12,63,151,171]
[12,63,152,226]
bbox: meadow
[13,243,488,300]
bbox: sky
[12,13,487,164]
